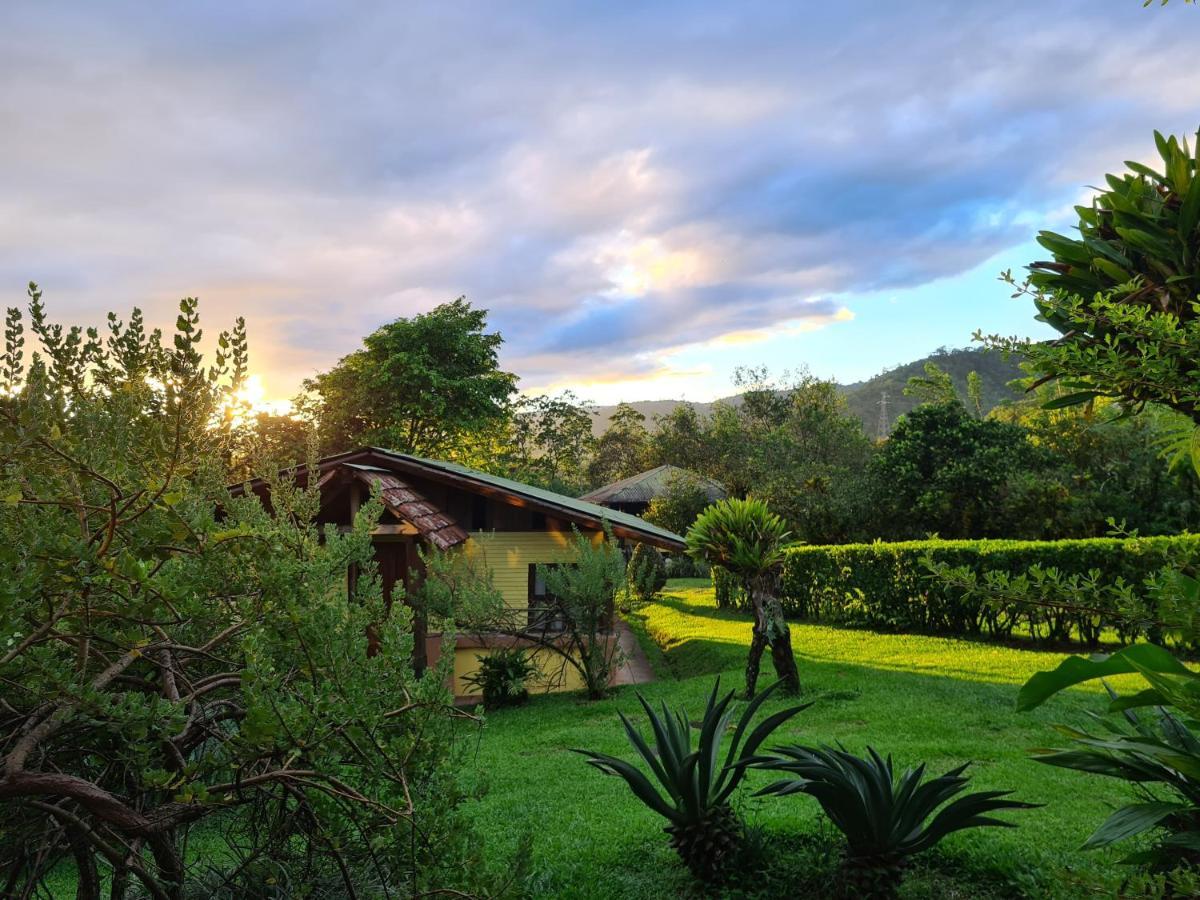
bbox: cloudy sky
[2,2,1198,404]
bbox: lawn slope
[463,580,1138,898]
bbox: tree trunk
[745,626,768,698]
[746,580,800,696]
[768,621,800,694]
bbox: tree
[903,361,959,407]
[587,403,651,487]
[986,130,1200,433]
[686,498,800,696]
[991,392,1200,537]
[302,297,517,458]
[643,469,717,537]
[528,529,627,700]
[0,287,478,897]
[494,391,596,494]
[870,403,1045,539]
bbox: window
[527,563,564,632]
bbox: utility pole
[876,390,890,440]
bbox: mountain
[590,347,1026,437]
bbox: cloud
[0,0,1198,398]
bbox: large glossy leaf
[1017,644,1194,711]
[1081,801,1188,849]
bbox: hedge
[769,535,1200,647]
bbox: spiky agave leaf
[755,744,1037,879]
[575,676,808,882]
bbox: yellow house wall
[462,529,604,610]
[453,645,589,699]
[452,528,606,697]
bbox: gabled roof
[581,464,727,507]
[232,447,686,551]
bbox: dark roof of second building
[581,464,727,506]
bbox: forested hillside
[592,347,1025,436]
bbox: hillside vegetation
[592,347,1025,436]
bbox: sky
[1,2,1198,406]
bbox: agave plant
[576,678,808,882]
[756,745,1038,898]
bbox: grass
[461,579,1145,898]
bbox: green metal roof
[366,448,686,550]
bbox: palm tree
[686,498,800,696]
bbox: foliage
[477,527,626,701]
[687,497,800,695]
[642,468,717,538]
[776,535,1200,646]
[587,403,652,487]
[755,745,1037,898]
[1017,644,1200,871]
[712,566,745,609]
[903,360,960,407]
[575,679,807,883]
[0,287,478,898]
[991,393,1200,537]
[461,647,538,709]
[301,296,517,458]
[984,130,1200,436]
[492,391,596,494]
[869,402,1052,540]
[532,528,627,699]
[626,542,667,607]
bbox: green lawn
[462,579,1143,898]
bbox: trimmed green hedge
[772,536,1200,646]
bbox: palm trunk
[745,625,768,698]
[748,580,800,696]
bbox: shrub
[575,678,807,883]
[755,746,1037,898]
[627,542,667,605]
[1018,643,1200,872]
[664,553,707,579]
[0,289,479,897]
[461,647,537,709]
[775,536,1200,646]
[712,566,745,608]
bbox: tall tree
[303,297,517,458]
[496,392,596,494]
[870,402,1044,539]
[587,403,651,486]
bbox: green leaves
[1016,643,1195,712]
[575,677,808,878]
[754,744,1037,875]
[990,129,1200,426]
[1019,642,1200,867]
[686,497,796,580]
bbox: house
[233,447,685,700]
[581,464,727,517]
